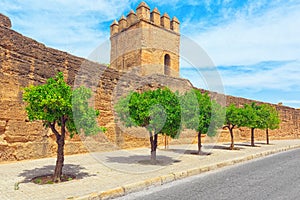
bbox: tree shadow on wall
[18,164,96,183]
[105,155,181,166]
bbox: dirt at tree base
[31,174,76,185]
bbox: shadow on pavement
[255,142,274,145]
[231,143,261,147]
[105,155,181,166]
[188,150,212,156]
[159,148,187,154]
[204,145,244,151]
[158,148,212,155]
[18,164,96,183]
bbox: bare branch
[48,121,60,140]
[223,125,230,129]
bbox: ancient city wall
[208,91,300,143]
[0,14,299,162]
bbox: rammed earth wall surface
[0,14,299,162]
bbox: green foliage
[225,104,244,128]
[72,86,106,136]
[14,182,20,190]
[240,102,280,146]
[115,88,181,138]
[23,72,104,138]
[23,72,72,123]
[224,104,245,149]
[34,178,42,184]
[180,89,223,136]
[180,89,200,131]
[238,103,280,130]
[114,91,136,127]
[242,102,265,129]
[46,180,54,184]
[259,104,280,130]
[209,100,225,136]
[154,89,181,138]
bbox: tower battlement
[110,2,180,36]
[110,2,180,77]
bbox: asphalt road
[116,148,300,200]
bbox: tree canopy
[180,89,224,154]
[23,72,105,182]
[224,104,245,149]
[259,104,280,130]
[242,103,266,146]
[259,104,280,144]
[115,87,181,162]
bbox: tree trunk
[266,128,269,145]
[53,137,65,182]
[150,132,158,163]
[197,131,202,154]
[164,135,168,149]
[251,128,255,147]
[53,117,66,182]
[229,127,234,150]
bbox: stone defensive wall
[0,14,299,162]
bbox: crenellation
[136,1,151,21]
[171,16,180,33]
[150,7,161,26]
[110,2,180,77]
[161,13,171,29]
[110,20,119,36]
[118,15,127,31]
[126,10,138,27]
[0,3,298,163]
[110,2,180,36]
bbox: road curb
[70,144,300,200]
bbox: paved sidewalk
[1,140,300,200]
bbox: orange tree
[115,88,181,163]
[180,89,224,154]
[23,72,105,182]
[223,104,244,150]
[259,104,280,144]
[242,103,265,147]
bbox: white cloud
[219,61,300,92]
[188,1,300,66]
[1,0,299,107]
[148,0,201,7]
[281,100,300,104]
[0,0,137,58]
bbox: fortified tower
[110,2,180,77]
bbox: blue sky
[1,0,300,108]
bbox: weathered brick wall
[0,17,122,161]
[208,91,300,143]
[0,14,299,162]
[0,14,192,161]
[0,14,11,29]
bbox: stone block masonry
[110,2,180,77]
[0,14,11,29]
[0,14,299,162]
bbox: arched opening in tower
[164,54,171,76]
